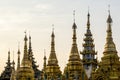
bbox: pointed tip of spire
[87,8,90,28]
[8,50,10,54]
[72,10,77,29]
[17,42,21,55]
[51,25,55,37]
[44,49,47,59]
[24,31,28,41]
[88,6,90,16]
[44,49,46,56]
[72,22,77,29]
[107,5,113,23]
[29,31,31,40]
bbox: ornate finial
[108,5,110,15]
[29,34,31,48]
[87,7,90,29]
[29,31,31,42]
[73,10,75,22]
[44,49,46,57]
[88,6,90,12]
[51,24,55,38]
[8,50,10,62]
[44,49,47,61]
[43,49,47,69]
[52,24,54,32]
[107,5,112,23]
[24,31,28,41]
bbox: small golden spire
[10,52,16,80]
[17,42,21,69]
[43,49,47,71]
[23,31,28,60]
[48,27,58,66]
[28,34,32,61]
[12,51,15,69]
[21,31,31,67]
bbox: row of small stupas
[0,10,120,80]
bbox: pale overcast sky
[0,0,120,73]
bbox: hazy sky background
[0,0,120,73]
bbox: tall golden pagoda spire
[45,28,61,80]
[104,10,117,54]
[21,32,29,66]
[92,8,120,80]
[80,11,97,79]
[63,11,88,80]
[16,32,34,80]
[48,28,58,65]
[69,10,80,61]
